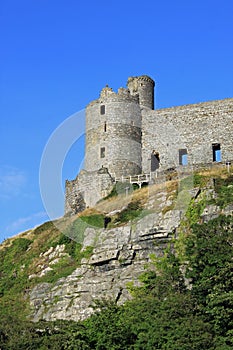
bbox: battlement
[87,86,139,108]
[127,75,155,86]
[127,75,155,109]
[65,74,233,216]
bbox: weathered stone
[38,267,53,277]
[89,249,119,265]
[64,75,233,215]
[29,205,183,322]
[201,204,221,222]
[30,182,233,323]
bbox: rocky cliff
[1,166,232,324]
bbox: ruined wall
[65,75,233,215]
[142,98,233,173]
[65,168,114,215]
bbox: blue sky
[0,0,232,242]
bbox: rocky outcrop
[29,182,233,323]
[29,209,182,322]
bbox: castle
[65,75,233,215]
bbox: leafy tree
[185,215,233,346]
[85,301,134,349]
[123,293,213,350]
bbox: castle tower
[127,75,155,110]
[85,85,142,177]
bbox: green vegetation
[0,170,233,349]
[0,219,94,322]
[1,215,232,349]
[115,201,142,223]
[80,214,105,228]
[33,220,57,235]
[193,173,209,187]
[109,200,143,227]
[185,198,206,225]
[213,175,233,208]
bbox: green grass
[33,221,57,235]
[213,175,233,208]
[185,198,206,226]
[193,173,209,187]
[80,214,105,228]
[110,201,143,225]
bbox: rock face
[29,179,233,323]
[30,210,182,322]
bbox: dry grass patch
[94,180,179,216]
[198,164,233,179]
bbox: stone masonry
[65,75,233,215]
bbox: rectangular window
[100,147,105,158]
[104,122,107,132]
[212,143,221,162]
[179,149,188,165]
[100,105,105,115]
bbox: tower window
[100,147,105,158]
[100,105,105,115]
[179,149,188,165]
[212,143,221,162]
[104,122,107,132]
[151,151,160,171]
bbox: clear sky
[0,0,232,242]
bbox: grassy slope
[0,165,232,322]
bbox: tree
[185,215,233,346]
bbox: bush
[80,214,105,228]
[115,201,142,224]
[214,176,233,208]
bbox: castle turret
[85,85,142,177]
[127,75,155,110]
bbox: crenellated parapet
[65,74,233,216]
[127,75,155,109]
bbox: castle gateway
[65,75,233,215]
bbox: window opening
[100,105,105,115]
[179,149,188,166]
[151,151,160,171]
[212,143,221,162]
[104,122,107,132]
[100,147,105,158]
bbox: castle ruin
[65,75,233,215]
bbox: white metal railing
[113,173,152,187]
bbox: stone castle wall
[85,86,142,177]
[141,98,233,173]
[65,168,114,215]
[65,75,233,215]
[127,75,155,109]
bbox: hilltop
[0,164,233,349]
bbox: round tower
[127,75,155,109]
[85,85,142,177]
